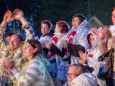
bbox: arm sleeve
[67,43,79,57]
[50,44,66,57]
[22,23,35,41]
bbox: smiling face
[67,66,83,85]
[23,42,36,60]
[9,35,22,51]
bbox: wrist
[19,17,28,26]
[0,20,7,28]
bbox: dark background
[0,0,115,36]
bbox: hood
[87,31,98,50]
[72,19,90,32]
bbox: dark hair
[71,63,94,73]
[27,39,42,56]
[41,20,52,29]
[56,21,70,33]
[4,32,15,38]
[76,44,86,53]
[112,7,115,12]
[72,13,85,23]
[87,33,93,48]
[12,34,24,42]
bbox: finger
[10,17,15,21]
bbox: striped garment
[11,57,54,86]
[0,23,35,86]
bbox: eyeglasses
[66,73,80,78]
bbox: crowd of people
[0,7,114,86]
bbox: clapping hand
[3,10,12,23]
[3,59,15,73]
[12,8,24,20]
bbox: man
[0,9,35,86]
[39,20,53,57]
[64,63,99,86]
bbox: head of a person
[23,39,42,60]
[72,13,85,28]
[76,44,86,58]
[54,21,70,34]
[112,7,115,24]
[41,20,52,35]
[9,34,23,51]
[87,33,94,48]
[67,63,85,85]
[4,32,15,43]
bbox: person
[57,13,90,65]
[4,32,14,43]
[95,7,115,86]
[45,21,70,86]
[39,20,53,57]
[4,39,54,86]
[0,9,35,86]
[64,63,99,86]
[64,30,106,86]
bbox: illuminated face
[54,24,61,34]
[67,66,82,85]
[72,17,81,28]
[9,35,22,51]
[41,23,50,35]
[112,9,115,24]
[23,42,35,60]
[89,34,94,46]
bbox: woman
[45,21,70,85]
[4,39,54,86]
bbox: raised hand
[102,25,109,37]
[90,28,97,34]
[4,59,15,71]
[12,8,24,20]
[3,10,12,23]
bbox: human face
[9,35,22,51]
[54,24,61,34]
[23,42,35,60]
[89,34,94,46]
[112,9,115,24]
[72,17,81,28]
[41,23,50,35]
[67,66,82,85]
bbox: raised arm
[0,10,12,37]
[12,9,35,41]
[0,10,12,50]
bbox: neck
[28,55,34,61]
